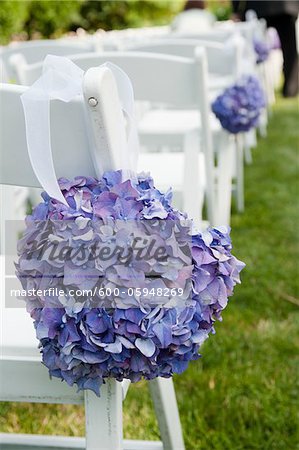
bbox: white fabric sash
[21,55,138,205]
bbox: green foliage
[207,0,232,21]
[0,1,29,44]
[77,0,183,31]
[0,97,298,449]
[0,0,184,44]
[24,1,84,39]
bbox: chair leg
[215,133,234,225]
[259,109,268,138]
[182,131,203,225]
[244,145,253,165]
[235,134,245,213]
[85,379,123,450]
[149,378,185,450]
[243,130,255,165]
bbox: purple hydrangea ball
[212,75,266,134]
[254,38,270,64]
[16,171,244,395]
[267,28,281,51]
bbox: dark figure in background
[232,1,299,97]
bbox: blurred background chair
[127,37,243,216]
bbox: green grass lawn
[1,96,298,449]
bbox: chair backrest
[128,38,243,79]
[215,20,257,59]
[0,39,94,83]
[16,51,208,110]
[165,28,256,75]
[0,66,128,188]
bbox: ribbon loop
[21,55,139,205]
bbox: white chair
[0,39,95,83]
[135,35,263,212]
[0,66,185,449]
[14,50,222,226]
[126,39,242,220]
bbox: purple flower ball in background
[254,38,270,64]
[267,28,281,51]
[16,171,245,395]
[211,75,266,134]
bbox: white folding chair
[0,66,185,449]
[125,39,242,222]
[134,35,261,213]
[15,51,220,227]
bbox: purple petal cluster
[16,171,244,396]
[254,38,270,64]
[267,28,281,50]
[212,75,266,134]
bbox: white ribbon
[21,54,139,205]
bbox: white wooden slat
[19,52,197,108]
[0,433,84,449]
[125,440,163,450]
[215,132,235,225]
[84,381,123,450]
[0,359,84,404]
[149,378,185,450]
[194,46,215,226]
[235,134,245,213]
[0,434,163,450]
[182,131,204,223]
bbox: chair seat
[0,256,39,359]
[138,109,221,136]
[137,152,206,191]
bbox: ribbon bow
[21,54,138,205]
